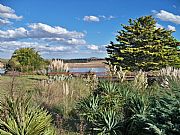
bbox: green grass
[0,75,92,134]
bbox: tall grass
[49,59,69,72]
[1,67,180,134]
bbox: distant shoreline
[67,60,106,68]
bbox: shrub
[0,95,56,135]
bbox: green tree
[106,16,180,71]
[7,48,46,72]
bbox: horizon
[0,0,180,59]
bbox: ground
[67,60,106,68]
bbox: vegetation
[0,67,180,134]
[77,70,180,135]
[0,75,93,134]
[1,15,180,135]
[6,48,47,72]
[49,59,69,72]
[106,16,180,71]
[0,95,56,135]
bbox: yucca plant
[0,95,56,135]
[123,93,153,135]
[148,78,180,135]
[93,109,122,135]
[77,81,125,134]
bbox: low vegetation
[0,67,180,135]
[0,15,180,135]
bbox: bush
[77,79,180,135]
[0,95,56,135]
[6,48,46,72]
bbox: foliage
[77,81,124,134]
[0,95,56,135]
[6,48,46,72]
[106,16,180,71]
[77,76,180,135]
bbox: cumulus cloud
[167,25,176,31]
[0,4,22,20]
[83,15,115,22]
[28,23,84,39]
[0,23,85,45]
[66,38,86,45]
[87,45,99,50]
[155,23,176,31]
[44,38,86,45]
[0,22,87,55]
[0,18,11,25]
[0,27,27,41]
[86,44,106,53]
[0,41,69,53]
[0,4,107,57]
[99,15,115,20]
[154,10,180,24]
[155,23,164,29]
[83,16,100,22]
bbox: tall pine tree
[106,16,180,71]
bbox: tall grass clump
[0,94,56,135]
[49,59,69,72]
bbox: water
[69,67,106,73]
[0,68,5,74]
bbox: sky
[0,0,180,59]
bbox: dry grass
[0,75,92,134]
[34,78,91,116]
[67,60,106,68]
[0,75,42,98]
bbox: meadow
[0,67,180,135]
[0,15,180,135]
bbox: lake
[0,68,107,75]
[0,68,5,74]
[69,67,106,73]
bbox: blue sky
[0,0,180,59]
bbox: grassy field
[0,74,92,134]
[67,60,106,68]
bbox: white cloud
[0,41,69,53]
[0,18,11,25]
[167,25,176,31]
[99,15,116,20]
[83,16,100,22]
[87,45,99,50]
[0,23,85,44]
[83,15,115,22]
[0,4,22,20]
[0,27,27,41]
[0,4,14,14]
[44,38,86,45]
[66,38,86,45]
[155,23,164,29]
[28,23,84,39]
[154,10,180,24]
[0,41,107,58]
[108,15,115,20]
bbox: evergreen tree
[106,16,180,71]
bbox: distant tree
[106,16,180,71]
[7,48,46,72]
